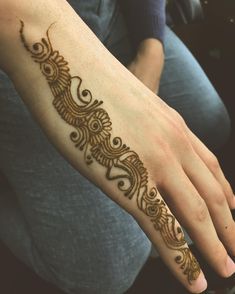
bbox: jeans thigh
[159,27,230,150]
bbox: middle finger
[182,151,235,256]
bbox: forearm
[0,0,156,211]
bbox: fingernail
[192,272,207,293]
[226,256,235,276]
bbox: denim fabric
[158,27,230,150]
[0,1,231,294]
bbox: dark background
[1,0,235,293]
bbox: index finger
[134,184,207,293]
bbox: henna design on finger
[19,20,201,284]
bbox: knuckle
[153,140,173,166]
[170,108,185,125]
[212,244,229,276]
[224,181,234,197]
[220,259,232,278]
[207,154,220,173]
[193,198,209,223]
[213,190,227,207]
[180,137,194,154]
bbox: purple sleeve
[119,0,166,48]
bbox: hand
[128,38,164,93]
[109,91,235,293]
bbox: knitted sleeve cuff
[120,0,166,49]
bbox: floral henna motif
[19,20,201,284]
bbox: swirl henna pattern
[19,20,201,284]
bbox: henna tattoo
[19,20,201,284]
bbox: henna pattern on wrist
[19,20,200,284]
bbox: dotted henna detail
[19,20,201,284]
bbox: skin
[128,38,164,94]
[0,0,235,293]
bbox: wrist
[137,38,164,61]
[128,38,164,93]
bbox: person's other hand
[128,38,164,93]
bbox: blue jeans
[0,6,230,294]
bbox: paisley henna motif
[19,20,201,284]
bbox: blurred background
[0,0,235,293]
